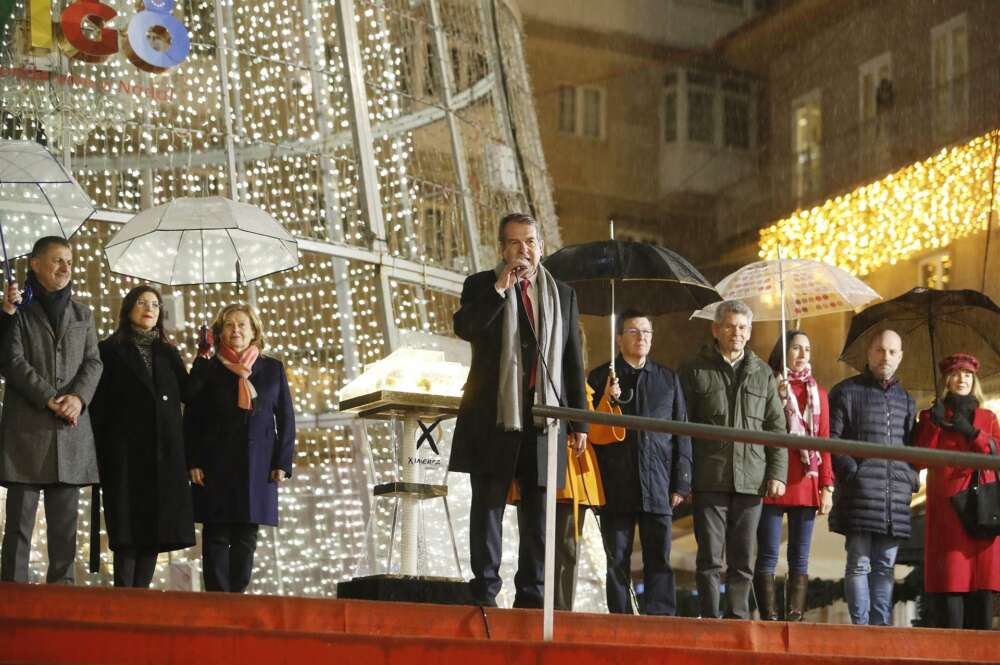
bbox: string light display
[0,0,606,611]
[759,130,1000,275]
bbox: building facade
[516,0,767,370]
[720,0,1000,404]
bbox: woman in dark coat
[186,303,295,593]
[91,285,196,588]
[754,330,834,621]
[915,353,1000,629]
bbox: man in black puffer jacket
[828,329,919,626]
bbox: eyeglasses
[136,300,160,310]
[623,328,653,338]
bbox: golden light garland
[759,130,1000,275]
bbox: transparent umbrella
[103,196,299,286]
[692,256,881,374]
[0,139,95,279]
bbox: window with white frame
[723,78,751,149]
[663,71,678,143]
[919,252,952,290]
[558,84,605,139]
[858,52,892,169]
[664,69,752,149]
[859,52,893,125]
[792,89,822,202]
[687,71,717,144]
[931,14,968,136]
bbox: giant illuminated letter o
[124,0,191,74]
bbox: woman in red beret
[915,353,1000,629]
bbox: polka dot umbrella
[691,256,882,375]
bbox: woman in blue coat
[186,303,296,593]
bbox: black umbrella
[839,287,1000,393]
[543,238,720,401]
[542,239,721,315]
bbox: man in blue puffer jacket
[828,329,919,626]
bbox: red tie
[519,278,537,390]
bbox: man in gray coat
[0,236,102,584]
[679,300,787,619]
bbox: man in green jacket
[679,300,787,619]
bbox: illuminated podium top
[338,390,462,421]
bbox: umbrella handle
[615,388,635,406]
[0,222,10,284]
[0,227,30,311]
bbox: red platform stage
[1,583,998,665]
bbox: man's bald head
[867,329,903,380]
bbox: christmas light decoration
[759,130,1000,276]
[0,0,607,611]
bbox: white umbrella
[0,140,95,277]
[104,196,299,286]
[692,256,881,374]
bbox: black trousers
[202,523,259,593]
[602,510,675,615]
[113,549,158,588]
[933,591,995,630]
[469,431,547,608]
[1,483,79,584]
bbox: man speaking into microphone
[451,212,589,608]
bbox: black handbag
[949,439,1000,539]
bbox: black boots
[786,573,809,622]
[754,573,779,621]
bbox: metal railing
[531,402,1000,640]
[534,404,1000,471]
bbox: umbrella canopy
[839,287,1000,393]
[542,240,720,315]
[104,196,299,286]
[0,140,95,264]
[691,258,881,321]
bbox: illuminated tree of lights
[0,0,606,610]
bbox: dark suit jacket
[449,269,588,487]
[184,355,296,526]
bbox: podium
[336,388,474,604]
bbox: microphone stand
[516,275,642,638]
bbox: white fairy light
[0,0,604,611]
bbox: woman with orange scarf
[186,303,296,593]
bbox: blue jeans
[844,531,899,625]
[755,504,816,576]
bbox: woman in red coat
[754,330,835,621]
[915,353,1000,629]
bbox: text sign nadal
[29,0,191,73]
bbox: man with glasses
[588,309,692,615]
[679,299,787,619]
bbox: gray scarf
[132,326,158,375]
[496,262,563,431]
